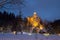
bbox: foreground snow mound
[0,32,60,40]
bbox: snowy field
[0,32,60,40]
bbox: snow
[0,32,60,40]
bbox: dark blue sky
[0,0,60,21]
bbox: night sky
[0,0,60,21]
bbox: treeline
[45,19,60,34]
[0,11,23,33]
[50,20,60,34]
[0,11,60,34]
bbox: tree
[52,20,60,34]
[23,17,29,32]
[45,19,60,34]
[0,0,24,10]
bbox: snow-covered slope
[0,32,60,40]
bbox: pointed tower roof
[33,11,38,18]
[33,11,37,15]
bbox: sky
[0,0,60,21]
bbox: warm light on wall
[13,31,16,35]
[43,33,50,36]
[39,24,44,30]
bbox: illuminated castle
[27,12,45,33]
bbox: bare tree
[0,0,24,9]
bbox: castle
[27,12,46,33]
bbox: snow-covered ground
[0,32,60,40]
